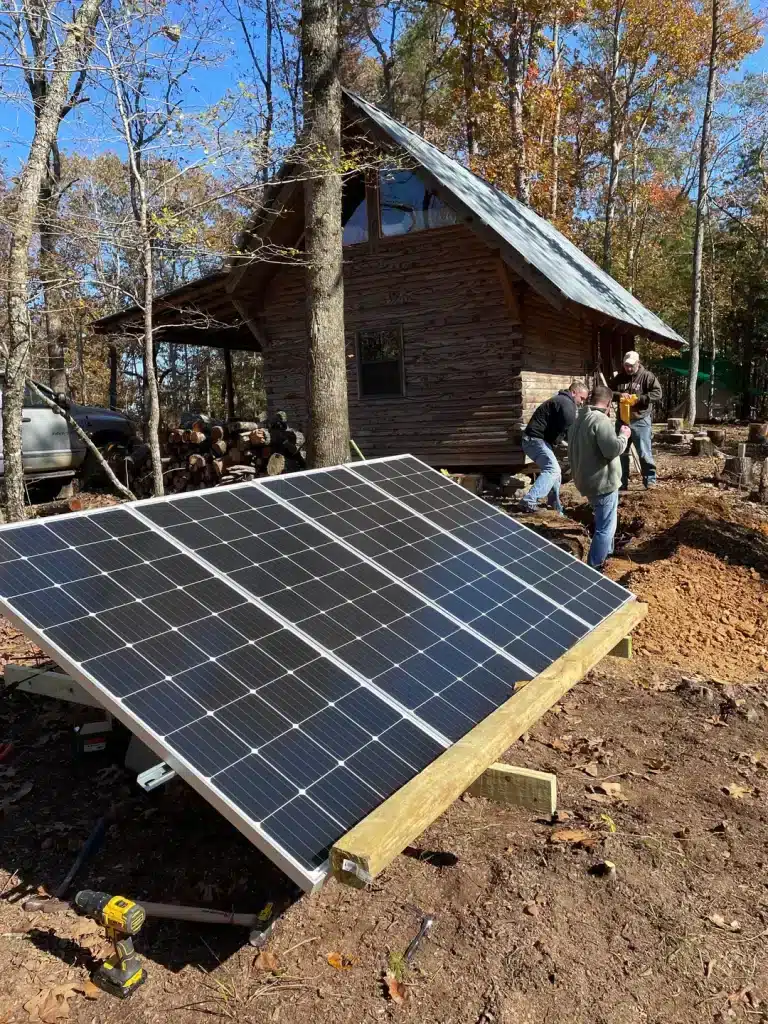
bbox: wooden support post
[467,763,556,815]
[330,600,648,887]
[223,347,236,420]
[608,636,632,659]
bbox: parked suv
[0,379,136,480]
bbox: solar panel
[0,454,634,891]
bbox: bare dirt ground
[1,447,767,1024]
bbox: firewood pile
[113,412,306,498]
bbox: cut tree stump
[668,417,684,431]
[720,455,752,487]
[692,436,715,457]
[707,429,725,446]
[748,423,768,444]
[759,459,768,504]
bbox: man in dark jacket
[611,351,663,489]
[520,381,589,514]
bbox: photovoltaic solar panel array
[0,455,632,889]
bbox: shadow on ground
[0,689,301,974]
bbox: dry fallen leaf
[24,982,80,1023]
[253,950,279,972]
[75,982,101,1001]
[708,913,741,933]
[597,781,623,797]
[725,783,754,800]
[549,828,598,849]
[549,737,572,752]
[581,762,600,778]
[384,971,407,1004]
[585,792,615,805]
[551,809,573,823]
[327,952,357,970]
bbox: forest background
[0,0,766,430]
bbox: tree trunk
[686,0,719,427]
[39,177,68,395]
[141,236,164,496]
[2,0,101,522]
[302,0,349,467]
[602,4,623,274]
[550,15,562,220]
[460,18,478,159]
[507,12,530,205]
[603,137,622,274]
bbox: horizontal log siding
[520,294,593,427]
[259,225,525,466]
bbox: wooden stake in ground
[301,0,350,468]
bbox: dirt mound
[611,545,767,681]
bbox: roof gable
[344,90,684,347]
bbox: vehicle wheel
[81,438,131,488]
[27,478,69,504]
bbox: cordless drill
[74,890,147,998]
[619,393,639,425]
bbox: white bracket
[137,761,177,792]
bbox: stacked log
[121,412,306,498]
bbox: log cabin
[94,90,685,471]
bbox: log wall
[257,224,593,468]
[520,293,594,425]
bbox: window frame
[355,326,406,401]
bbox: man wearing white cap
[612,351,663,490]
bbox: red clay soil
[0,455,767,1024]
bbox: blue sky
[1,3,766,176]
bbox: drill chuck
[75,890,146,936]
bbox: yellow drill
[619,393,639,424]
[74,890,146,999]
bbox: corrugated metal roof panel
[346,91,685,346]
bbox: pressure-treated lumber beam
[608,636,632,659]
[467,763,556,815]
[330,600,647,886]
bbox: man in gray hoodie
[568,385,632,570]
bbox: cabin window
[379,169,458,237]
[357,327,405,398]
[342,173,368,246]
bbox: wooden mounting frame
[330,600,647,886]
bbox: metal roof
[346,91,685,346]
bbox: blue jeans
[620,421,656,489]
[521,435,563,513]
[588,490,619,569]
